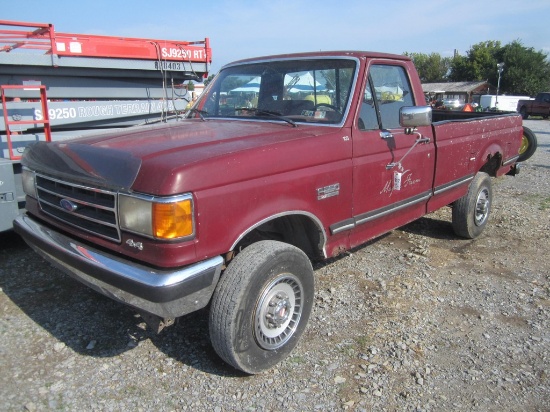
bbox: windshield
[189,58,357,125]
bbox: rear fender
[478,142,504,176]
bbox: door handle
[380,130,393,140]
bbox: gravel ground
[1,119,549,412]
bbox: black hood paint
[23,141,142,191]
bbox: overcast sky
[4,0,550,76]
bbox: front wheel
[209,241,314,374]
[452,172,492,239]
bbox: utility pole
[496,62,504,108]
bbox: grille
[36,174,120,242]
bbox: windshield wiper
[236,108,297,127]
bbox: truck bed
[432,109,518,123]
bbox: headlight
[22,168,37,199]
[119,193,194,240]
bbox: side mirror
[399,106,432,128]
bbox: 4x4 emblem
[60,198,78,212]
[126,239,143,250]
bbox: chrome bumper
[13,214,224,319]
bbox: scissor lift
[0,19,212,231]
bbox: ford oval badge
[60,198,79,212]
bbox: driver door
[348,62,435,248]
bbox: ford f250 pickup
[517,92,550,119]
[14,51,523,374]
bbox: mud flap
[506,163,521,176]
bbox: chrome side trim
[355,191,432,226]
[330,190,432,235]
[329,219,355,235]
[433,175,474,196]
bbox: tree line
[203,41,549,96]
[404,40,550,96]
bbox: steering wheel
[313,103,340,113]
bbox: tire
[209,240,314,374]
[518,126,538,162]
[452,172,492,239]
[519,106,529,120]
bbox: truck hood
[23,119,336,194]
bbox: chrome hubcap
[255,274,303,350]
[475,188,490,226]
[266,292,292,328]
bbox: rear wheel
[452,172,492,239]
[518,126,538,162]
[209,240,314,374]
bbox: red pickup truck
[517,92,550,119]
[14,51,523,374]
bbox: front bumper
[13,214,224,319]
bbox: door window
[358,81,379,130]
[358,64,414,130]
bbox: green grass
[287,355,307,365]
[525,194,550,211]
[539,197,550,211]
[354,335,373,351]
